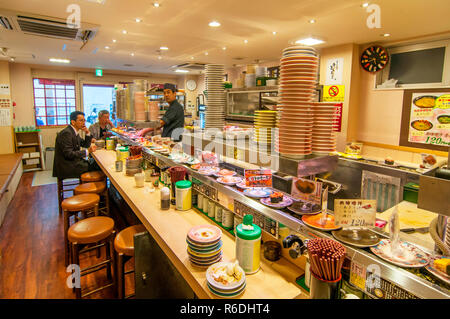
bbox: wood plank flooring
[0,172,134,299]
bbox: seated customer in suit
[52,111,98,180]
[88,109,115,140]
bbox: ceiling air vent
[17,15,80,40]
[175,62,206,71]
[0,16,14,30]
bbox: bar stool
[80,171,106,183]
[68,216,115,299]
[62,193,100,266]
[74,181,110,216]
[57,178,80,215]
[114,224,146,299]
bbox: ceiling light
[362,3,369,7]
[49,58,70,63]
[10,57,15,62]
[122,30,128,34]
[205,52,209,56]
[222,47,227,50]
[383,33,391,37]
[131,53,135,56]
[135,18,142,23]
[105,46,110,49]
[209,21,221,27]
[175,69,189,73]
[153,2,160,7]
[191,56,194,60]
[244,39,248,44]
[160,46,169,50]
[309,19,316,24]
[272,31,277,35]
[295,37,324,46]
[158,56,162,60]
[112,39,117,43]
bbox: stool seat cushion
[114,225,146,256]
[68,216,115,244]
[61,193,100,211]
[74,181,106,195]
[81,171,106,182]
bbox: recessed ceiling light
[105,46,110,49]
[383,33,391,37]
[112,39,117,43]
[205,52,209,56]
[10,57,15,62]
[222,47,227,50]
[49,58,70,63]
[175,69,189,73]
[122,30,127,34]
[295,37,324,46]
[153,2,160,7]
[160,46,169,50]
[190,56,194,60]
[158,56,162,60]
[362,3,369,7]
[209,21,221,27]
[135,18,142,23]
[272,31,277,35]
[309,19,316,24]
[131,53,135,56]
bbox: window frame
[32,77,77,127]
[376,39,450,89]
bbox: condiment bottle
[160,187,170,210]
[235,214,261,274]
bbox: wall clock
[360,45,389,73]
[186,79,197,91]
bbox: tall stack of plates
[253,110,276,144]
[186,225,223,267]
[206,262,246,298]
[205,64,226,129]
[312,102,338,154]
[276,46,319,158]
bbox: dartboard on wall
[360,45,389,73]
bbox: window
[32,78,76,126]
[377,39,450,88]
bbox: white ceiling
[0,0,449,74]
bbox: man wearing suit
[53,111,97,179]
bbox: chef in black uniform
[138,83,185,141]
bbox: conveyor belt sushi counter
[94,130,450,299]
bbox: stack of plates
[205,64,226,129]
[253,110,277,144]
[276,46,319,158]
[312,102,338,154]
[186,225,223,267]
[206,262,246,298]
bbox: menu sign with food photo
[291,177,322,204]
[244,169,272,187]
[334,199,377,228]
[408,93,450,146]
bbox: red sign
[328,85,339,97]
[244,169,272,187]
[333,103,343,133]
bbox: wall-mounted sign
[325,58,344,85]
[323,85,345,102]
[408,92,450,147]
[95,69,103,77]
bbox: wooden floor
[0,172,134,299]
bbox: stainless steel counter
[110,131,450,299]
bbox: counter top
[92,149,304,299]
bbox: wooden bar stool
[62,193,100,266]
[57,178,80,215]
[80,171,106,183]
[114,224,146,299]
[74,181,110,216]
[68,216,115,299]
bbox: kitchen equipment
[222,209,234,229]
[403,182,419,204]
[310,272,342,299]
[175,180,192,211]
[197,193,203,210]
[331,229,380,248]
[235,214,261,274]
[205,64,226,129]
[208,200,216,218]
[282,235,307,259]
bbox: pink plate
[188,225,222,244]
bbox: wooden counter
[92,149,304,299]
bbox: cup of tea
[134,172,145,188]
